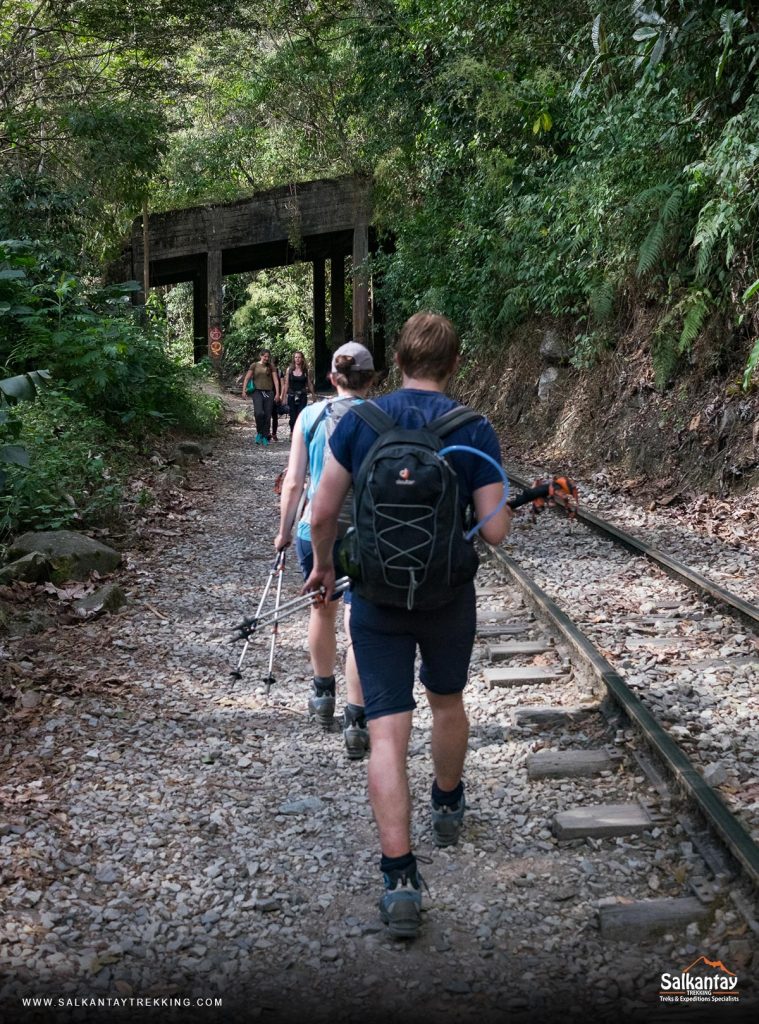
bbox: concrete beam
[131,177,370,265]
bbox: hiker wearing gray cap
[275,342,376,758]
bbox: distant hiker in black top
[281,351,315,431]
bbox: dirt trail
[2,396,754,1024]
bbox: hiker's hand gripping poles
[230,573,351,681]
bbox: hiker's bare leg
[426,689,469,791]
[309,600,338,677]
[368,711,413,856]
[344,603,363,707]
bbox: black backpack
[341,401,482,610]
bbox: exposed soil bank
[455,320,759,505]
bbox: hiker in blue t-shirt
[275,342,375,760]
[305,312,512,939]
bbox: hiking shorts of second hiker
[295,535,351,605]
[349,582,476,720]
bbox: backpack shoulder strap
[427,406,482,439]
[353,401,396,436]
[302,402,331,450]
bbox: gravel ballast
[2,396,758,1024]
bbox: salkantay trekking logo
[659,956,740,1005]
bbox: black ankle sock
[344,703,366,727]
[380,851,416,875]
[432,779,464,807]
[313,675,335,695]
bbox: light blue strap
[438,445,510,540]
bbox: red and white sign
[209,326,223,343]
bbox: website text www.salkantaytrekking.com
[20,996,223,1009]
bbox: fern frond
[637,219,666,277]
[678,291,710,352]
[627,183,672,214]
[661,186,683,225]
[743,336,759,390]
[693,198,723,279]
[589,280,615,322]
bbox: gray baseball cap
[331,341,374,372]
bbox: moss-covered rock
[8,531,121,582]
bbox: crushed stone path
[2,395,756,1024]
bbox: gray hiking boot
[343,705,370,760]
[431,792,466,848]
[379,864,425,940]
[308,679,335,729]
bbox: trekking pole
[230,551,284,680]
[230,576,351,680]
[263,549,286,693]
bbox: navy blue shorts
[349,583,476,720]
[295,535,351,605]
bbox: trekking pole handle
[233,576,351,637]
[438,445,510,541]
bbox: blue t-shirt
[329,389,502,506]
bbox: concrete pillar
[330,254,346,349]
[207,249,223,366]
[313,258,329,389]
[352,221,369,347]
[192,261,207,364]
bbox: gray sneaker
[431,793,466,847]
[379,866,424,940]
[308,686,335,728]
[343,722,370,760]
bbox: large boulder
[7,531,121,583]
[0,552,51,585]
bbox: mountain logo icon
[681,956,736,976]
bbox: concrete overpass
[119,175,380,381]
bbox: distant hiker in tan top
[242,349,279,446]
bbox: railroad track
[467,487,759,957]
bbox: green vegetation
[149,1,759,388]
[1,2,757,534]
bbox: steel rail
[507,467,759,632]
[485,542,759,889]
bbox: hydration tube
[438,445,510,541]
